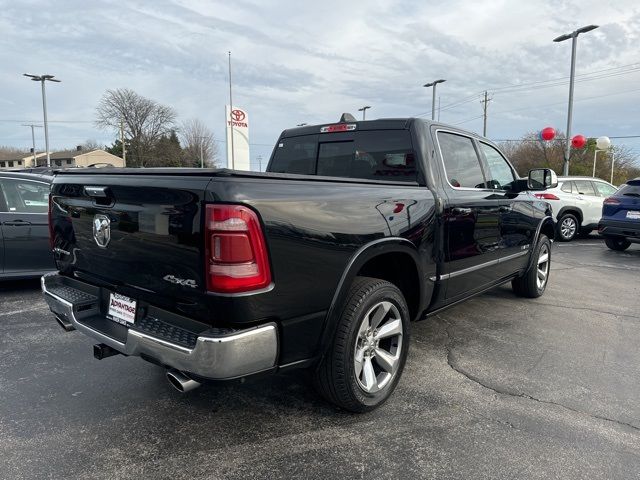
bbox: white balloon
[596,136,611,150]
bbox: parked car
[533,176,618,241]
[0,171,55,279]
[598,178,640,251]
[42,116,557,412]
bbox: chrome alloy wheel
[353,301,403,394]
[536,244,550,290]
[560,217,576,240]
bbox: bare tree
[95,88,177,167]
[501,132,640,185]
[179,118,219,168]
[80,139,104,151]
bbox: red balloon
[540,127,556,141]
[571,134,587,149]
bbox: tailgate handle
[84,186,108,198]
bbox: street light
[423,80,445,120]
[358,105,371,120]
[553,25,599,176]
[592,136,611,177]
[23,74,60,168]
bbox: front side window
[574,180,596,196]
[0,178,50,213]
[594,182,617,197]
[437,132,485,189]
[478,142,515,190]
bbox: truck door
[434,130,503,300]
[476,141,533,277]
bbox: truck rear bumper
[41,273,278,380]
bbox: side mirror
[528,168,558,190]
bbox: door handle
[2,220,32,226]
[499,205,512,213]
[452,207,472,215]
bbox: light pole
[593,136,611,178]
[553,25,599,176]
[423,79,445,120]
[22,123,42,166]
[358,106,371,120]
[23,74,60,168]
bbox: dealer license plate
[626,210,640,220]
[107,293,137,325]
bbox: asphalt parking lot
[1,237,639,479]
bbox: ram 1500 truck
[42,116,557,412]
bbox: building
[0,147,125,169]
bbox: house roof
[0,151,30,161]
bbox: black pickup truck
[43,116,557,412]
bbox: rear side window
[574,180,596,196]
[269,130,417,182]
[561,181,574,193]
[437,132,486,189]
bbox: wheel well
[540,220,555,242]
[559,208,582,224]
[357,252,420,320]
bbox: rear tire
[557,213,579,242]
[512,234,551,298]
[604,236,631,251]
[314,277,410,412]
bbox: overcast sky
[1,0,639,169]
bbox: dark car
[0,171,55,279]
[599,178,640,250]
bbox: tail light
[603,197,620,205]
[205,204,271,293]
[48,194,55,249]
[320,124,356,133]
[534,193,560,200]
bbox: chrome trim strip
[438,250,528,281]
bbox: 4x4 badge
[93,214,111,248]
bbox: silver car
[533,176,618,241]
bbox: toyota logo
[230,109,246,122]
[93,214,111,248]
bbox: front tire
[604,236,631,251]
[314,277,410,412]
[512,234,551,298]
[557,213,579,242]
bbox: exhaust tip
[166,369,201,393]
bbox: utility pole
[228,51,235,170]
[257,155,263,172]
[119,118,127,167]
[200,140,204,168]
[22,124,42,166]
[437,96,441,121]
[481,91,492,137]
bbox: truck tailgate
[50,174,209,303]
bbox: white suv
[533,176,618,241]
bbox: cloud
[0,0,639,160]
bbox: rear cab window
[268,129,418,183]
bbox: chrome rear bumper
[41,273,278,380]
